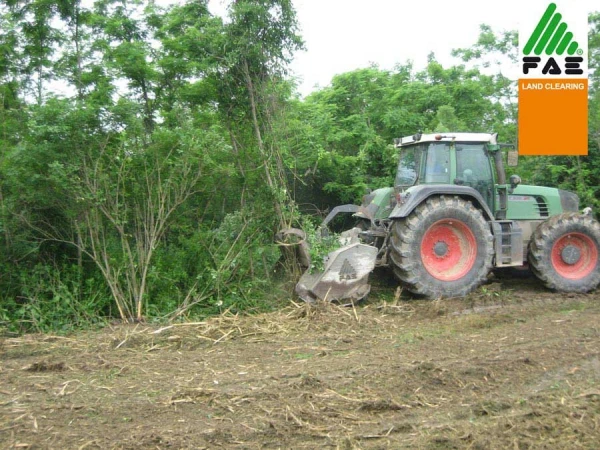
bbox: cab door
[455,144,495,211]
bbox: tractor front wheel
[389,196,494,298]
[528,213,600,292]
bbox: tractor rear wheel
[528,213,600,292]
[389,196,494,298]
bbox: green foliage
[0,264,111,334]
[159,209,282,320]
[298,217,340,274]
[434,105,466,133]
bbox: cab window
[424,144,450,184]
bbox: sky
[287,0,521,95]
[209,0,599,97]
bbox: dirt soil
[2,272,600,449]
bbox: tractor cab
[394,133,498,213]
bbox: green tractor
[290,132,600,302]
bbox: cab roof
[394,132,497,147]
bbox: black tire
[528,213,600,293]
[389,196,494,299]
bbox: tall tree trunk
[242,58,287,229]
[73,0,83,100]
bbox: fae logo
[518,1,588,156]
[521,3,585,76]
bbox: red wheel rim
[421,219,477,281]
[551,232,598,279]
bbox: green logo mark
[523,3,580,56]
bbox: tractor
[286,132,600,302]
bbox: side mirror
[507,150,519,167]
[509,174,521,193]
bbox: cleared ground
[1,272,600,449]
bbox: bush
[0,264,112,334]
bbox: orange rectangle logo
[518,79,588,155]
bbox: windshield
[395,147,420,187]
[396,142,452,187]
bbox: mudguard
[390,185,495,220]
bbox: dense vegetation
[0,1,599,332]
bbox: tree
[451,25,519,144]
[4,0,66,104]
[20,102,224,322]
[208,0,304,229]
